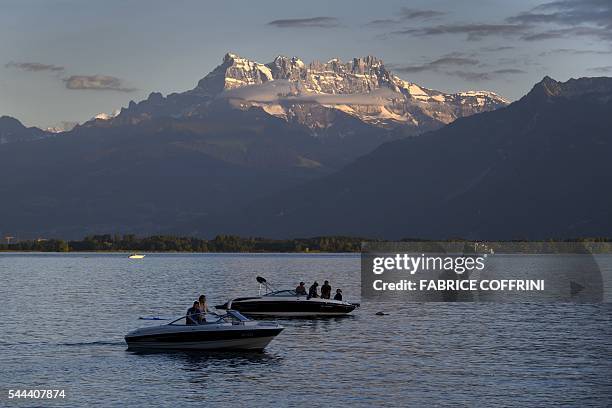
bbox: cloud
[368,7,445,26]
[446,69,526,81]
[222,81,293,102]
[292,87,400,105]
[392,23,528,41]
[480,46,516,52]
[508,0,612,42]
[507,0,612,28]
[492,69,527,74]
[587,65,612,73]
[367,18,400,27]
[6,61,135,92]
[390,1,611,43]
[5,61,64,72]
[539,48,612,56]
[267,17,339,28]
[220,80,401,105]
[522,26,612,41]
[395,56,480,73]
[399,8,446,21]
[63,75,136,92]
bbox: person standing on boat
[186,301,200,325]
[321,280,332,299]
[198,295,209,323]
[308,281,319,299]
[334,289,343,301]
[295,282,307,296]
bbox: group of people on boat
[295,280,343,301]
[185,294,211,325]
[185,279,347,324]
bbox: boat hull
[217,298,357,317]
[125,325,283,351]
[126,335,280,350]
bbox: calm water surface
[1,253,611,407]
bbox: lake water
[1,253,611,407]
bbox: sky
[1,0,611,128]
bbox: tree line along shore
[0,234,366,253]
[0,234,610,253]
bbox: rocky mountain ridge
[0,116,49,144]
[95,52,508,133]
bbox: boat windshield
[227,310,249,321]
[264,290,299,297]
[168,310,250,325]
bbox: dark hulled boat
[216,277,359,317]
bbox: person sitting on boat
[321,280,332,299]
[198,295,209,323]
[308,281,319,299]
[333,288,343,301]
[295,282,307,296]
[186,301,200,325]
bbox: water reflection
[129,349,282,368]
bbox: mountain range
[0,52,609,239]
[82,53,507,132]
[237,76,612,239]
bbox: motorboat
[125,309,283,351]
[215,277,359,317]
[128,254,145,259]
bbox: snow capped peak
[458,90,508,101]
[45,121,78,133]
[135,52,509,132]
[223,52,241,63]
[92,109,120,121]
[273,55,305,66]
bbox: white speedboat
[128,254,145,259]
[215,277,359,317]
[125,310,283,351]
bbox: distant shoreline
[0,234,366,253]
[1,234,610,254]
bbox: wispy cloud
[399,8,446,21]
[539,48,612,56]
[368,7,445,26]
[394,55,479,73]
[521,26,612,41]
[386,1,611,44]
[507,0,612,28]
[508,0,612,42]
[446,68,526,81]
[392,23,528,41]
[220,80,400,105]
[6,61,134,92]
[267,17,339,28]
[587,65,612,73]
[5,61,64,72]
[63,75,136,92]
[391,52,526,81]
[367,18,400,27]
[480,46,516,52]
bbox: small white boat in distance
[128,254,145,259]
